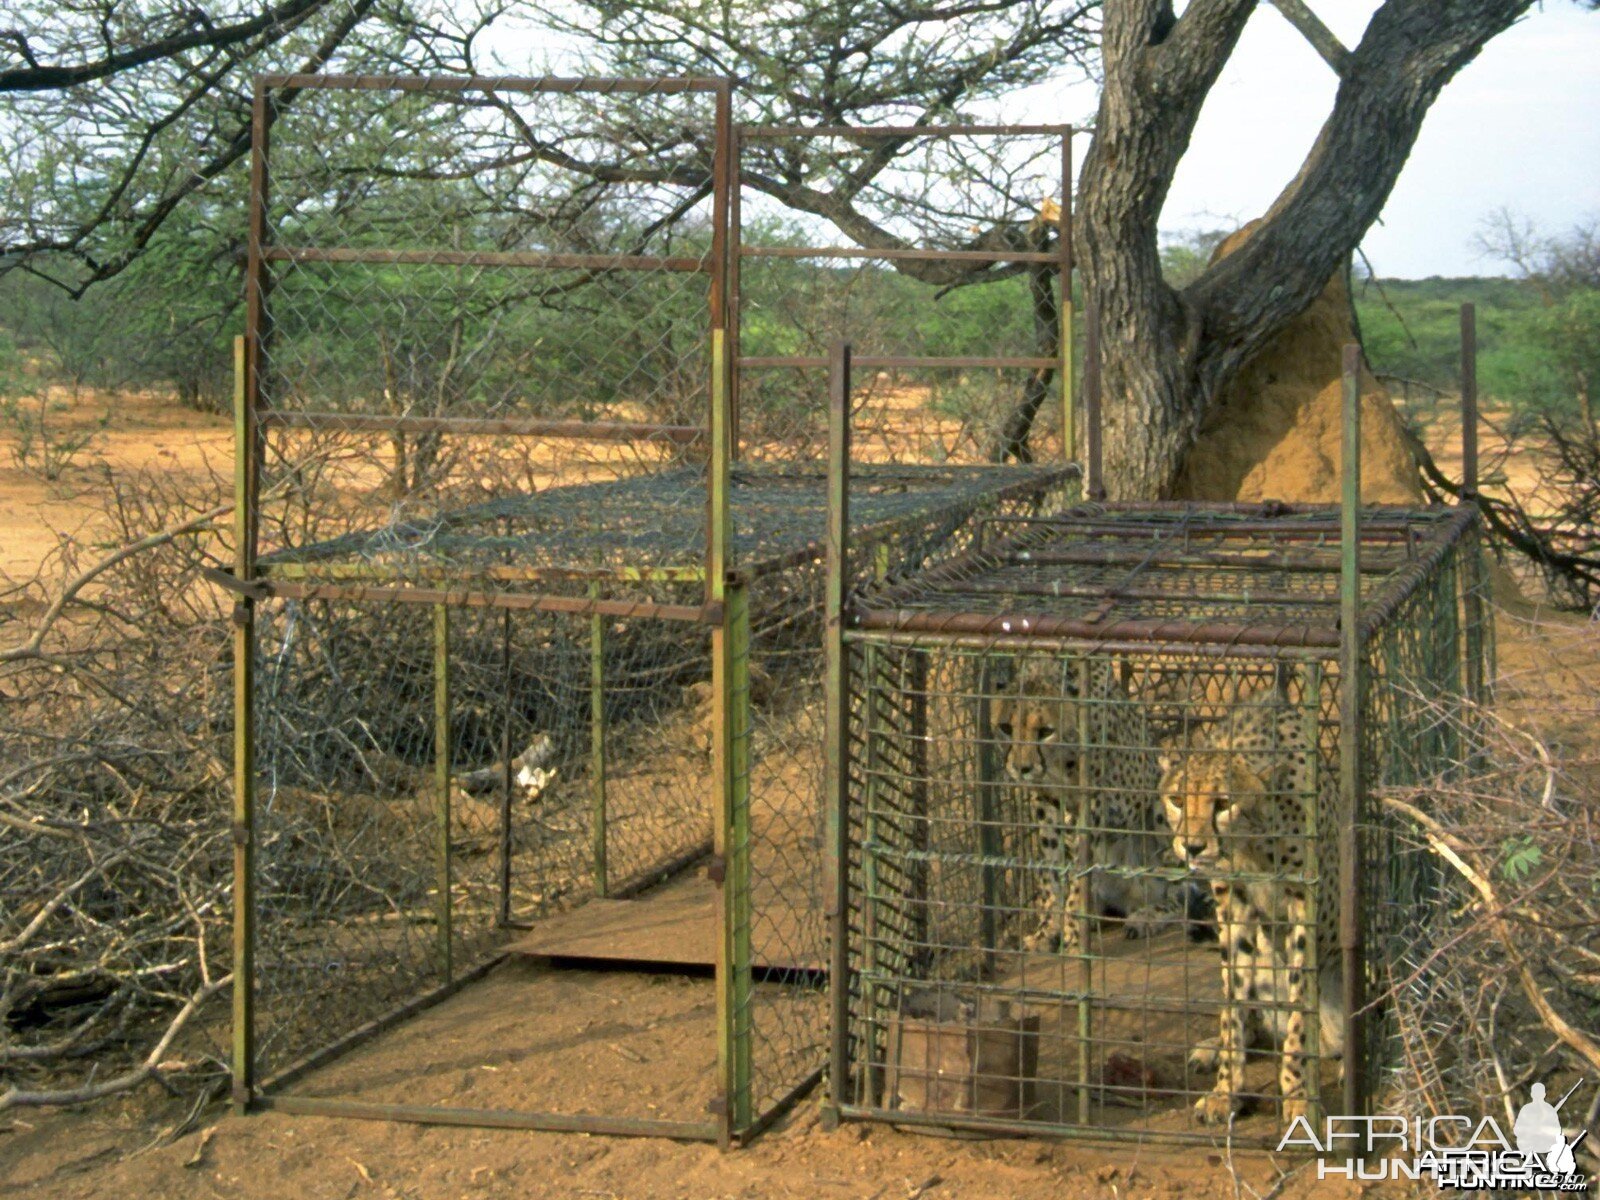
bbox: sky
[1007,1,1600,279]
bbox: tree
[1,0,1568,493]
[550,0,1545,493]
[1477,214,1600,425]
[0,1,510,293]
[1078,0,1536,497]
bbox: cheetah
[992,656,1190,953]
[1159,690,1344,1126]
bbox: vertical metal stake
[1338,343,1366,1120]
[1458,304,1488,713]
[1459,302,1478,502]
[230,335,256,1114]
[825,339,854,1114]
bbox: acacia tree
[0,0,507,292]
[1081,0,1537,497]
[551,0,1556,494]
[0,0,1574,492]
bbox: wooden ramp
[507,870,824,974]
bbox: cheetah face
[992,681,1080,787]
[1159,754,1264,869]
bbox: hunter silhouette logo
[1514,1081,1587,1184]
[1281,1078,1590,1190]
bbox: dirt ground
[0,387,231,581]
[2,377,1590,1199]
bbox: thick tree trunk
[1079,0,1534,500]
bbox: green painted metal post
[434,602,453,984]
[230,335,256,1114]
[824,339,853,1117]
[590,580,609,898]
[1459,304,1489,713]
[1074,657,1093,1126]
[1338,343,1367,1120]
[1297,661,1324,1127]
[709,301,751,1140]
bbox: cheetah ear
[1157,750,1177,776]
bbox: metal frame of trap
[819,327,1495,1146]
[217,74,1087,1146]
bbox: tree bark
[1080,0,1534,500]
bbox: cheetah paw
[1021,930,1062,954]
[1187,1039,1221,1072]
[1281,1097,1316,1126]
[1195,1090,1239,1126]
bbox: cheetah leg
[1196,881,1251,1125]
[1022,871,1068,952]
[1023,800,1070,952]
[1279,888,1318,1125]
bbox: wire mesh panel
[229,79,1086,1144]
[735,126,1075,466]
[231,75,738,1141]
[830,503,1489,1146]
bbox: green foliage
[1500,836,1544,883]
[1159,227,1230,288]
[1352,275,1600,422]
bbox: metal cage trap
[822,345,1493,1147]
[219,74,1082,1145]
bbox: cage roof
[848,502,1478,651]
[260,462,1075,584]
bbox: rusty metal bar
[739,245,1056,264]
[940,577,1348,606]
[229,336,256,1114]
[848,627,1327,661]
[833,1104,1283,1150]
[1059,127,1075,467]
[1357,505,1479,635]
[1460,302,1478,501]
[824,339,853,1122]
[256,410,706,444]
[261,579,715,623]
[1338,342,1367,1120]
[260,562,705,585]
[261,245,707,272]
[851,606,1343,648]
[260,74,732,94]
[737,354,1059,370]
[740,123,1072,137]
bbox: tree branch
[0,0,331,92]
[1266,0,1351,75]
